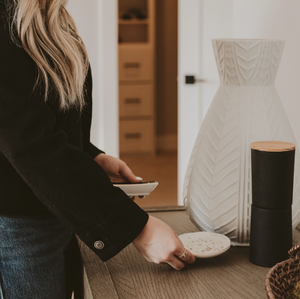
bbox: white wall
[178,0,234,205]
[232,0,300,145]
[178,0,203,205]
[195,0,300,148]
[67,0,119,157]
[201,0,233,117]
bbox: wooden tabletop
[78,211,300,299]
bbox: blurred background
[118,0,178,209]
[68,0,300,210]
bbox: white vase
[183,39,300,245]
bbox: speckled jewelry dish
[178,232,231,258]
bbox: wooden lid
[250,141,295,152]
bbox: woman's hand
[133,216,196,270]
[94,153,140,183]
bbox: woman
[0,0,195,298]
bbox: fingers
[177,248,196,264]
[162,249,195,270]
[132,216,196,271]
[165,255,185,270]
[119,161,140,183]
[161,245,196,270]
[128,195,145,200]
[174,243,196,265]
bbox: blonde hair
[8,0,89,110]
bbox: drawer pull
[124,62,140,68]
[125,98,141,104]
[125,133,141,139]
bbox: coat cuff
[88,142,104,159]
[78,200,149,262]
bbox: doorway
[118,0,178,209]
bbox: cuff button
[94,241,105,250]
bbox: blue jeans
[0,216,76,299]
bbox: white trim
[67,0,119,157]
[178,0,203,205]
[97,0,119,157]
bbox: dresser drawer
[119,84,154,117]
[119,119,155,154]
[119,47,153,81]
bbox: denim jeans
[0,215,74,299]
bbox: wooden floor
[120,152,178,208]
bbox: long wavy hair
[6,0,89,110]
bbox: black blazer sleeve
[89,142,104,158]
[0,6,148,261]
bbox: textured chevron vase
[183,39,300,245]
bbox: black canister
[250,141,295,267]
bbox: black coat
[0,2,148,262]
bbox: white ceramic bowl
[113,181,158,196]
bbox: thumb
[119,163,140,183]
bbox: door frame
[177,0,203,205]
[94,0,119,157]
[102,0,203,206]
[67,0,119,157]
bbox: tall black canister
[250,141,295,267]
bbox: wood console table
[78,210,300,299]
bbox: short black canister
[250,141,295,267]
